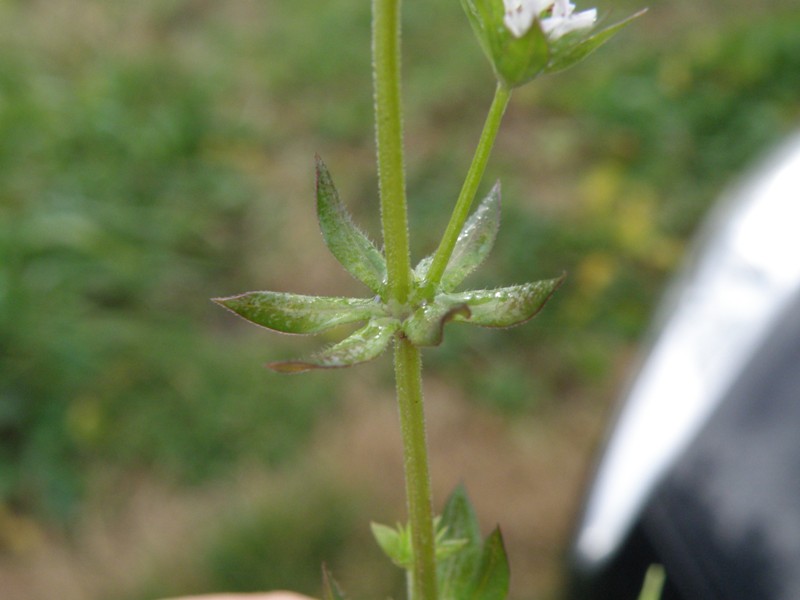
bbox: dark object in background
[567,132,800,600]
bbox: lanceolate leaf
[269,318,399,372]
[316,156,387,294]
[213,291,385,335]
[441,182,501,292]
[438,485,483,599]
[545,9,647,74]
[403,299,471,347]
[470,528,510,600]
[449,275,566,328]
[414,183,500,289]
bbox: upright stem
[373,0,411,303]
[395,337,437,600]
[423,83,511,292]
[373,1,437,599]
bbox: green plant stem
[373,0,411,304]
[394,337,437,600]
[373,1,437,599]
[423,82,511,293]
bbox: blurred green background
[1,0,799,598]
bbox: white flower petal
[503,0,596,41]
[551,0,575,18]
[503,0,539,38]
[570,8,598,29]
[541,6,597,40]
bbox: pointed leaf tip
[316,157,387,294]
[214,291,384,335]
[471,527,510,600]
[546,9,647,74]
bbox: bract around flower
[462,0,550,88]
[464,0,645,87]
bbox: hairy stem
[373,1,437,599]
[395,337,437,600]
[423,83,511,292]
[373,0,411,303]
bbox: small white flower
[503,0,597,40]
[503,0,550,38]
[540,0,597,40]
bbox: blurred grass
[0,0,799,598]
